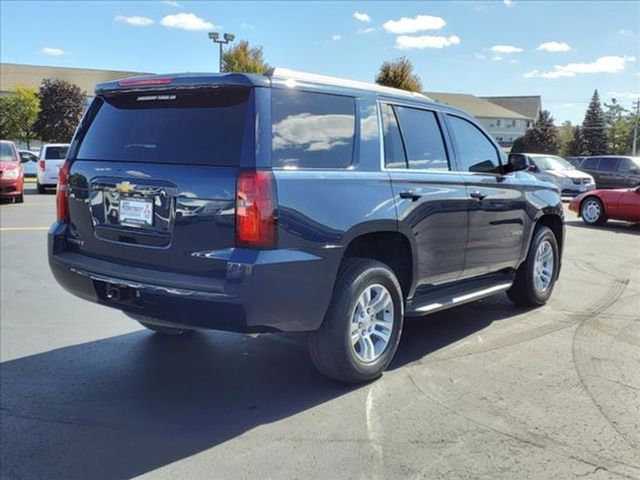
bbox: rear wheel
[580,197,606,226]
[308,258,404,383]
[507,226,559,307]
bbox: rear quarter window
[271,89,355,169]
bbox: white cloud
[241,22,255,29]
[383,15,446,34]
[160,12,215,31]
[395,35,460,50]
[607,91,640,99]
[491,44,523,53]
[525,55,636,79]
[475,53,487,60]
[491,56,503,61]
[115,15,154,26]
[332,34,342,41]
[353,11,371,22]
[503,0,513,6]
[357,27,376,34]
[40,47,65,56]
[164,0,180,6]
[537,41,571,52]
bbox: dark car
[576,155,640,189]
[48,69,564,383]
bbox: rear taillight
[38,159,45,171]
[236,171,277,248]
[56,161,71,223]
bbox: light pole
[208,32,235,72]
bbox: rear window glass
[76,88,250,166]
[0,143,17,162]
[45,146,69,160]
[272,89,355,169]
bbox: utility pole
[633,99,639,156]
[207,32,236,72]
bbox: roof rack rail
[266,67,431,100]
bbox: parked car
[569,186,640,225]
[566,156,587,168]
[48,70,565,383]
[576,155,640,189]
[507,153,595,196]
[37,143,70,193]
[0,140,25,203]
[19,150,39,177]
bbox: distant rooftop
[481,96,541,120]
[426,91,528,119]
[0,63,150,94]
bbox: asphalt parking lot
[1,185,639,480]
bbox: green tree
[521,110,560,154]
[510,136,525,154]
[221,40,270,73]
[0,87,40,148]
[33,79,86,143]
[558,120,573,157]
[375,57,422,92]
[604,98,632,154]
[582,89,608,155]
[566,126,588,156]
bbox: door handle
[399,190,422,201]
[469,190,487,200]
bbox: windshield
[76,88,250,166]
[0,142,17,162]
[531,155,574,171]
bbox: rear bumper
[48,223,338,333]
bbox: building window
[496,119,502,127]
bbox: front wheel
[308,258,404,383]
[15,193,24,203]
[580,197,607,226]
[507,226,559,307]
[37,182,45,194]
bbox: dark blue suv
[49,69,564,382]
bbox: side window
[617,158,632,172]
[446,115,501,173]
[272,89,355,169]
[394,106,449,170]
[380,103,406,169]
[597,157,619,172]
[581,157,599,170]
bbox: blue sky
[1,0,638,123]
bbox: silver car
[508,153,595,196]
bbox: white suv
[37,144,70,193]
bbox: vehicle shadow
[1,294,522,480]
[564,219,640,236]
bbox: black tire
[37,182,45,194]
[507,226,559,307]
[15,193,24,204]
[580,196,607,226]
[308,258,404,383]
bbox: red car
[569,186,640,225]
[0,140,24,203]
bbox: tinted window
[44,146,69,160]
[77,88,249,166]
[596,157,619,172]
[272,89,355,169]
[580,157,599,170]
[617,158,632,172]
[381,103,406,168]
[447,115,500,173]
[0,143,17,162]
[394,106,448,170]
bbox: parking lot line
[0,227,49,232]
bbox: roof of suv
[95,68,468,116]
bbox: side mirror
[507,154,529,172]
